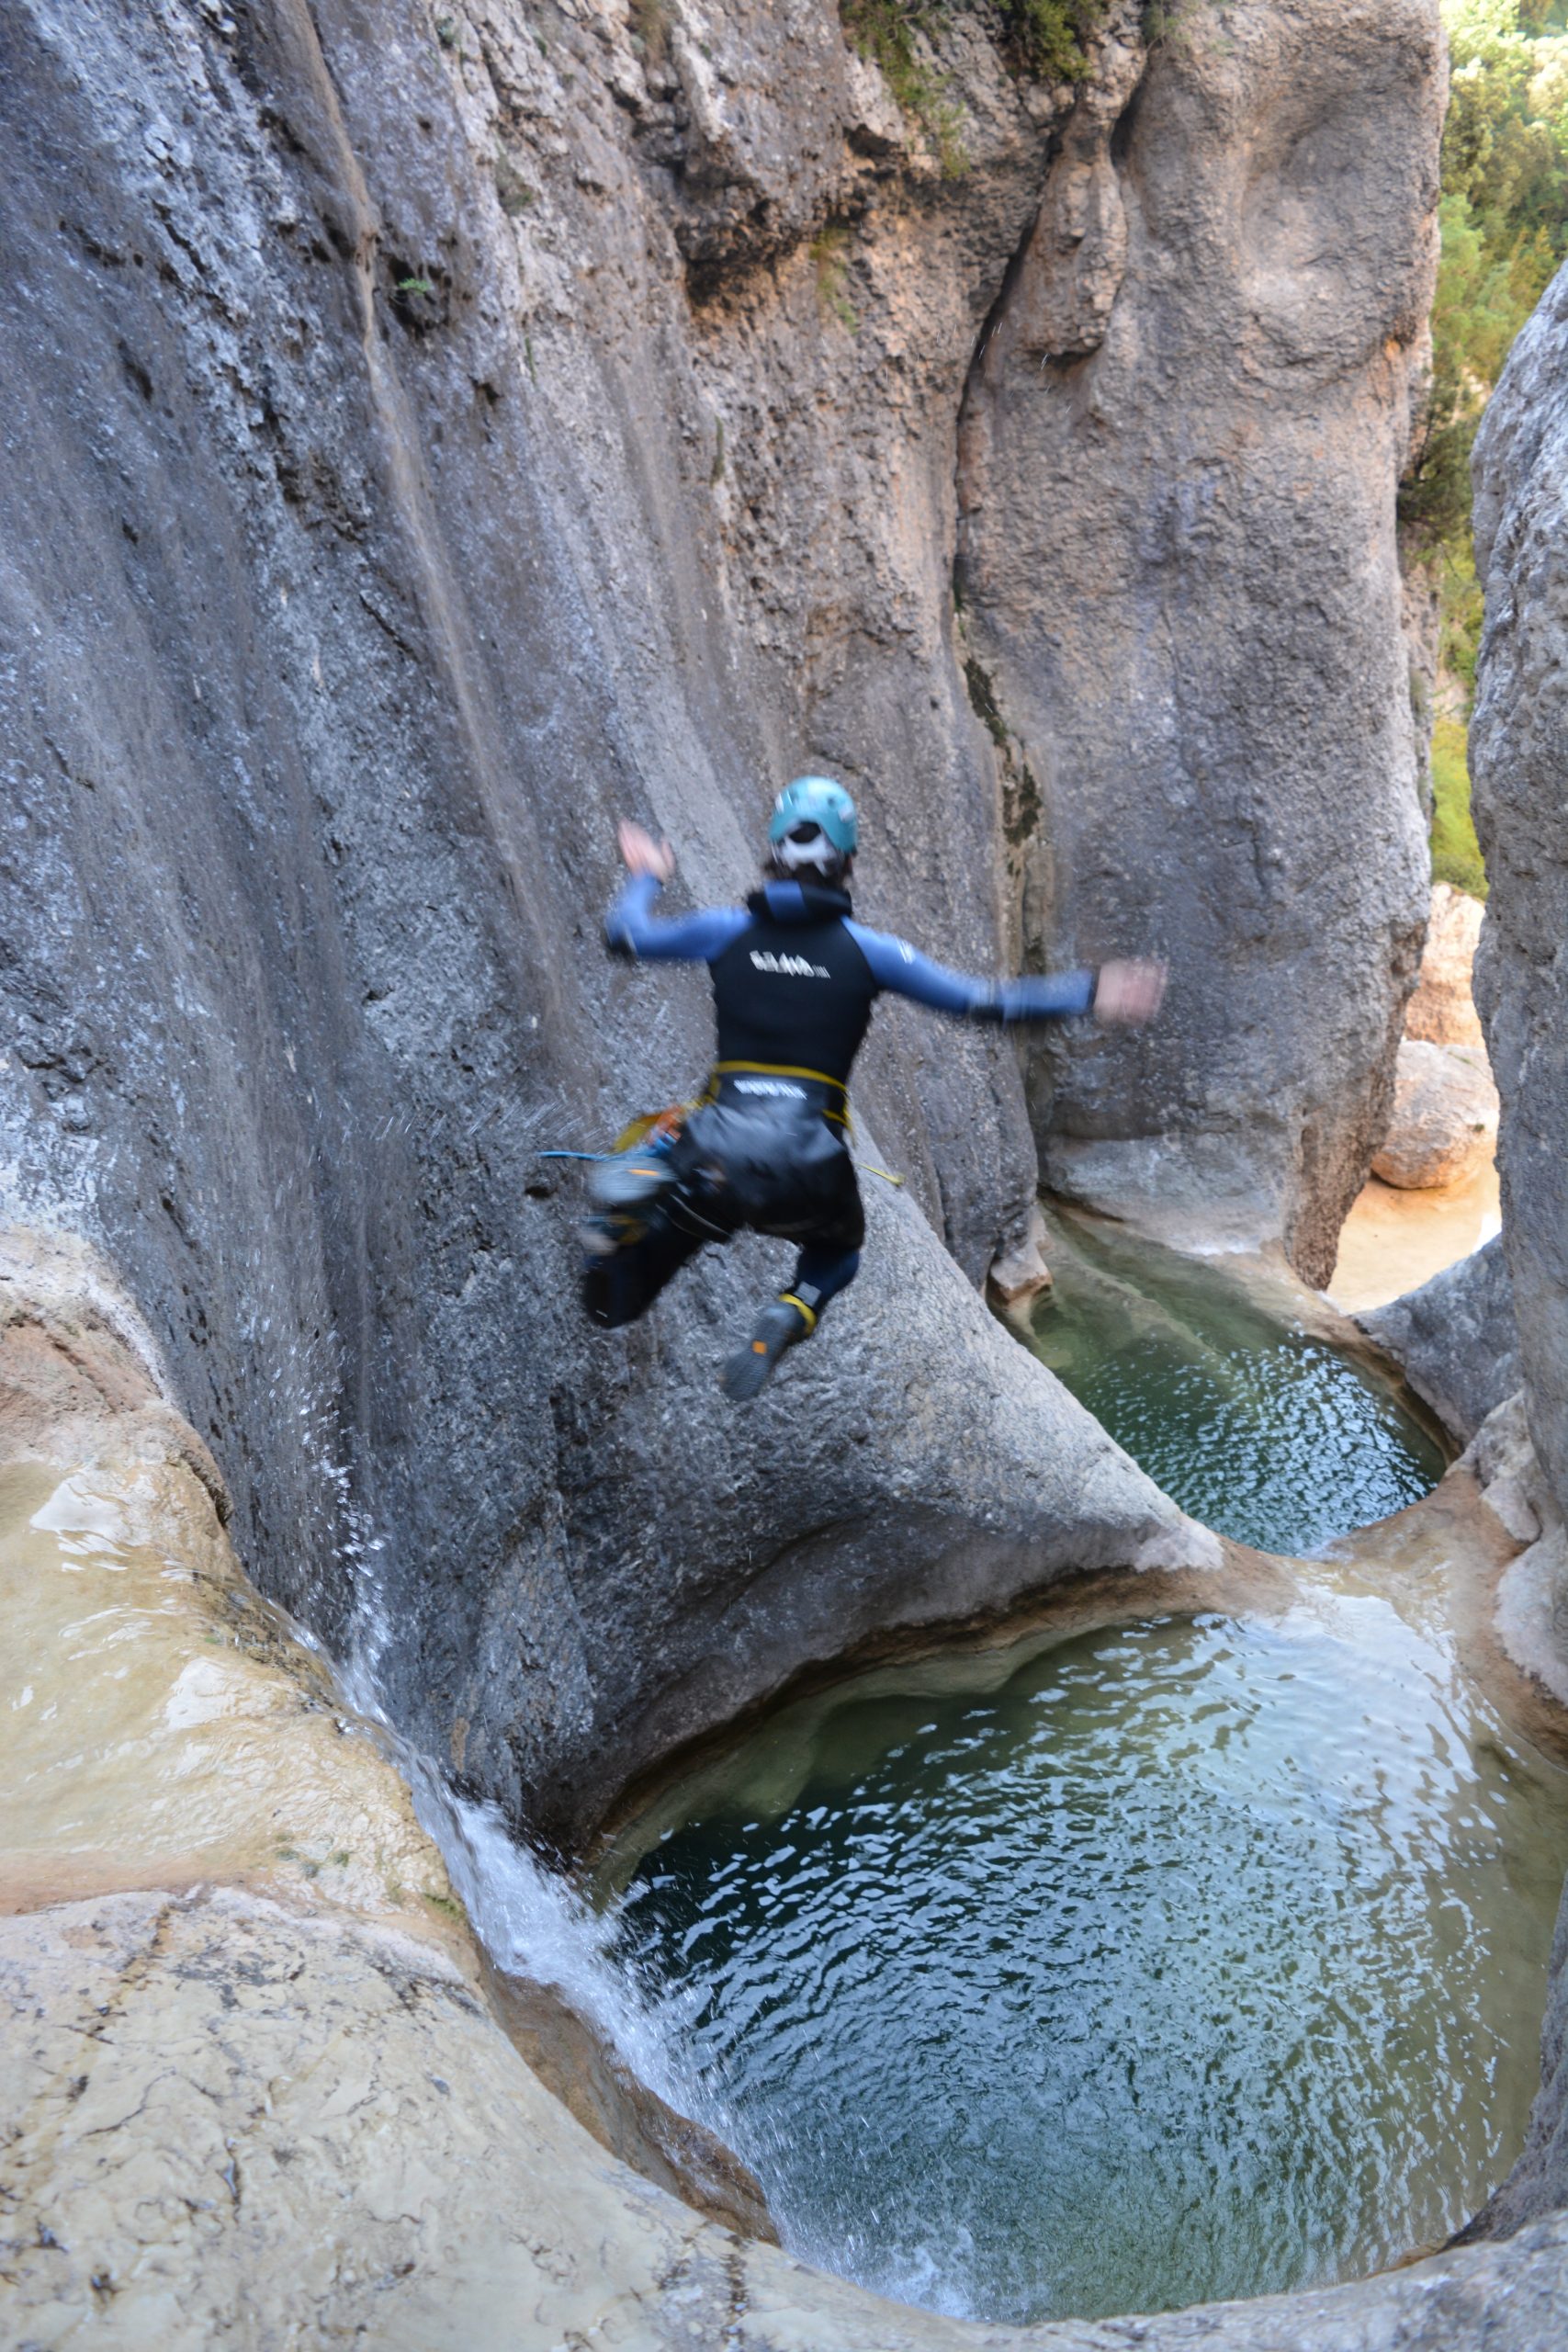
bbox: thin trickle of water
[426,1782,716,2123]
[330,1549,723,2139]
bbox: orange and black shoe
[720,1294,814,1402]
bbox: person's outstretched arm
[604,822,748,964]
[845,922,1166,1024]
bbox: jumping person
[583,777,1165,1399]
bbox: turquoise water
[612,1600,1568,2322]
[1004,1214,1448,1552]
[604,1229,1564,2324]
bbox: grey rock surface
[0,0,1226,1847]
[957,0,1443,1283]
[1472,258,1568,1538]
[0,0,1431,1837]
[1453,1396,1568,2242]
[1358,1236,1519,1444]
[1469,300,1568,2281]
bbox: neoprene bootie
[721,1295,811,1401]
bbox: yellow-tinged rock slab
[0,1886,719,2351]
[0,1456,458,1938]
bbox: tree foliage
[1401,4,1568,893]
[1403,3,1568,547]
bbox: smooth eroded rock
[1372,1039,1499,1190]
[0,0,1213,1849]
[1357,1235,1519,1443]
[1472,255,1568,1538]
[957,0,1443,1282]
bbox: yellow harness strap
[704,1061,851,1127]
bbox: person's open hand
[617,820,675,881]
[1094,958,1167,1024]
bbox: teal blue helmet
[767,775,858,874]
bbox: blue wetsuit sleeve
[845,922,1096,1023]
[604,871,749,963]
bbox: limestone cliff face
[959,0,1443,1283]
[1467,257,1568,2242]
[0,0,1432,1831]
[1472,263,1568,1541]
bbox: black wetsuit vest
[707,886,876,1088]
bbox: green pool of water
[606,1231,1561,2321]
[1003,1214,1448,1552]
[611,1597,1568,2323]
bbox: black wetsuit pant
[582,1078,864,1332]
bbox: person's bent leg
[581,1202,704,1329]
[721,1245,861,1403]
[720,1129,864,1401]
[780,1242,861,1334]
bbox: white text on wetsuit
[750,949,829,978]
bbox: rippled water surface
[1007,1214,1447,1551]
[611,1595,1568,2323]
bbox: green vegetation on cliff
[840,2,1105,174]
[842,0,1104,89]
[1404,1,1568,894]
[1431,715,1489,897]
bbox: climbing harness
[539,1068,902,1184]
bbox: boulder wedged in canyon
[957,0,1443,1283]
[1371,1039,1499,1191]
[1406,883,1486,1047]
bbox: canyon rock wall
[958,0,1442,1282]
[0,0,1436,1832]
[1358,1236,1518,1445]
[1468,260,1568,2242]
[1472,260,1568,1544]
